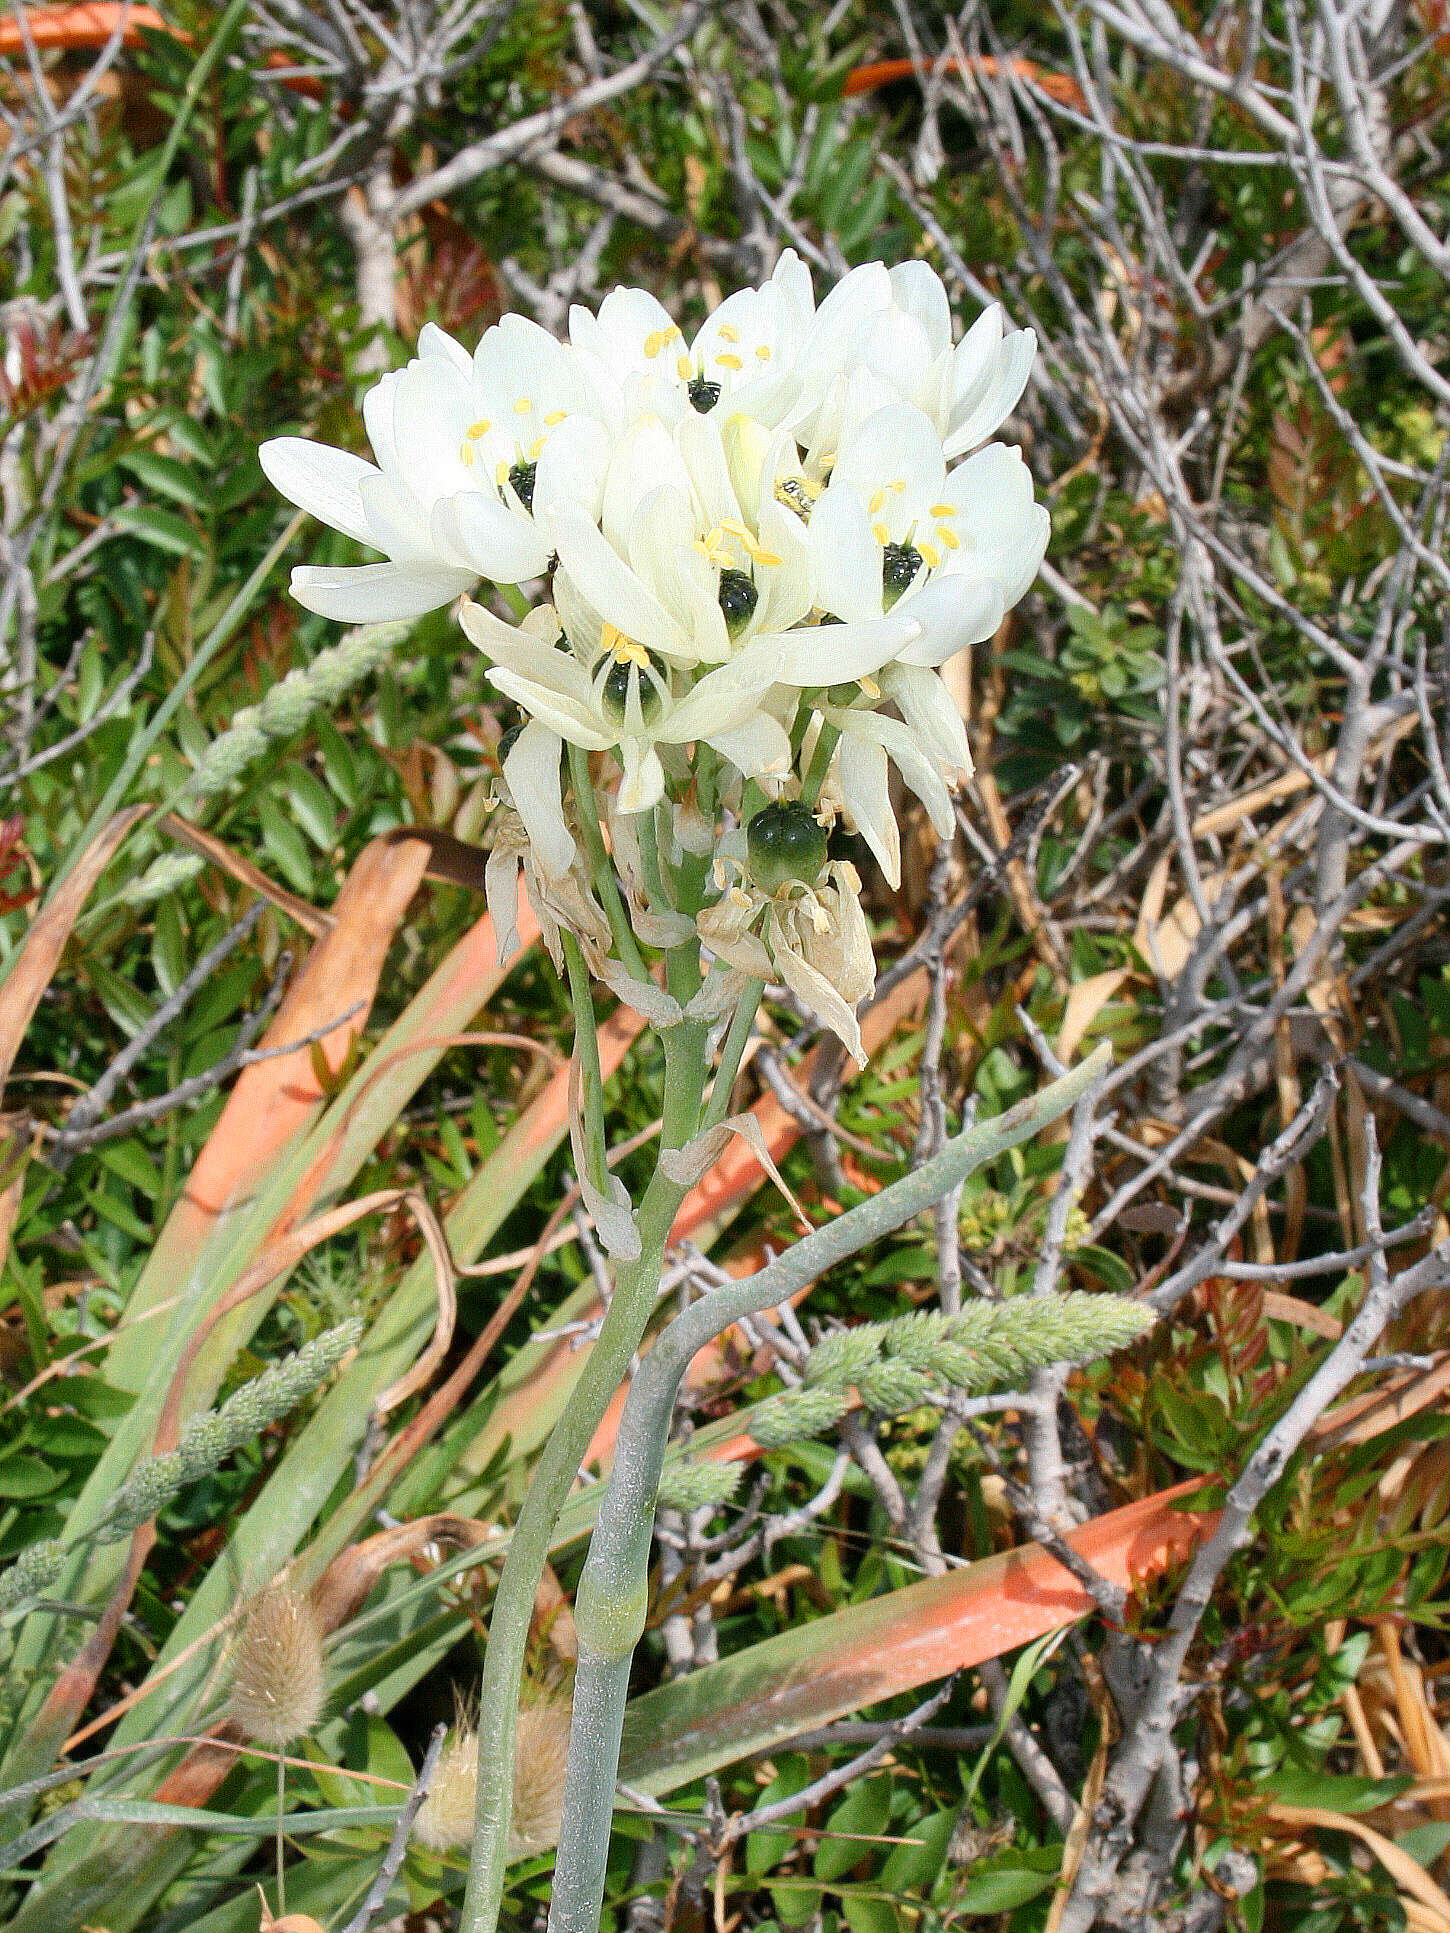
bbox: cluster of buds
[262,255,1049,1061]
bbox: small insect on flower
[226,1580,326,1748]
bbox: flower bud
[746,801,827,894]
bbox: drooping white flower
[697,812,875,1063]
[459,597,791,818]
[807,402,1049,669]
[260,316,607,621]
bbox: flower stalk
[548,1046,1118,1933]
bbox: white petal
[704,710,792,779]
[418,322,474,373]
[808,486,884,626]
[488,668,612,750]
[432,491,552,582]
[893,574,1005,666]
[504,720,574,880]
[358,472,433,560]
[776,614,917,686]
[617,739,666,813]
[289,561,472,621]
[831,402,945,522]
[835,723,900,890]
[880,662,973,778]
[485,846,522,966]
[387,357,475,509]
[533,415,610,526]
[260,438,378,546]
[888,261,952,354]
[663,645,785,743]
[945,328,1037,457]
[549,509,685,660]
[866,710,955,838]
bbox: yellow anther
[513,397,534,414]
[753,548,782,567]
[937,525,960,551]
[603,622,651,668]
[677,354,693,379]
[460,442,474,466]
[889,478,907,495]
[544,410,566,426]
[466,419,492,440]
[872,521,890,545]
[930,502,956,518]
[497,461,509,487]
[755,343,771,360]
[643,326,680,358]
[529,435,546,459]
[919,540,941,570]
[719,323,740,343]
[860,674,881,701]
[715,351,743,371]
[719,516,780,569]
[868,488,885,515]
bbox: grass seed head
[227,1580,325,1747]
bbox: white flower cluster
[261,254,1048,1062]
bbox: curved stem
[548,1046,1114,1933]
[568,744,650,984]
[459,1015,707,1933]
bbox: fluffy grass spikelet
[655,1459,744,1511]
[190,624,404,796]
[749,1294,1151,1449]
[227,1580,325,1747]
[96,1318,362,1543]
[413,1691,572,1860]
[0,1539,66,1618]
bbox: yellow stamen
[868,488,885,515]
[466,419,492,440]
[643,326,680,358]
[930,502,955,518]
[919,540,941,569]
[513,397,533,414]
[529,435,546,459]
[715,351,743,371]
[872,521,890,546]
[544,410,566,425]
[755,343,771,360]
[719,323,740,343]
[677,353,693,379]
[937,525,960,551]
[602,622,651,668]
[719,516,778,567]
[496,461,509,487]
[860,674,881,701]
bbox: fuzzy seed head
[413,1727,479,1853]
[509,1695,572,1859]
[412,1691,573,1861]
[227,1581,325,1747]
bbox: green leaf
[0,1455,65,1499]
[950,1848,1060,1913]
[1267,1768,1411,1814]
[116,450,210,513]
[112,504,208,560]
[747,1755,811,1876]
[815,1776,892,1882]
[878,1808,955,1896]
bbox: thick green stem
[459,1016,707,1933]
[547,1046,1114,1933]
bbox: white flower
[807,402,1049,670]
[801,261,1036,461]
[812,664,971,890]
[459,597,791,818]
[547,409,916,681]
[260,317,607,621]
[568,253,816,434]
[697,850,875,1065]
